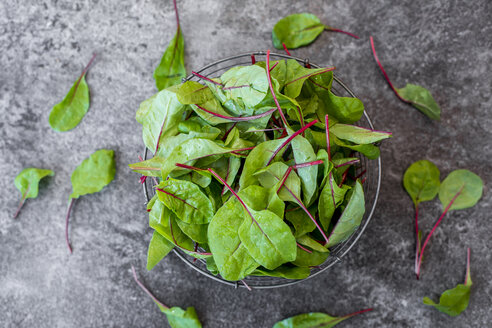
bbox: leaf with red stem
[153,0,186,90]
[266,50,289,126]
[282,43,291,56]
[49,53,96,132]
[284,60,336,99]
[156,178,214,225]
[273,308,373,328]
[209,168,297,270]
[194,104,276,122]
[423,248,473,317]
[131,265,203,327]
[13,168,54,219]
[319,172,350,231]
[267,119,318,165]
[370,36,441,120]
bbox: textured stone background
[1,0,491,327]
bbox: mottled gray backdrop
[1,0,491,327]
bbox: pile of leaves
[129,51,391,282]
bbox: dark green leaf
[331,124,392,144]
[397,84,441,120]
[153,28,186,91]
[273,309,371,328]
[251,265,310,280]
[292,247,329,267]
[334,138,380,159]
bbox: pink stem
[325,115,331,160]
[284,67,336,87]
[353,170,366,180]
[241,279,252,291]
[334,159,360,168]
[338,170,349,187]
[266,50,288,126]
[416,187,464,279]
[369,36,411,104]
[222,122,238,141]
[335,308,373,323]
[361,177,367,184]
[172,0,179,27]
[65,198,75,254]
[246,127,285,133]
[267,119,318,165]
[297,242,312,253]
[13,189,28,219]
[131,265,169,310]
[251,54,256,65]
[175,163,205,171]
[269,61,279,72]
[414,204,420,278]
[292,160,324,169]
[465,247,471,285]
[282,43,291,56]
[68,53,97,104]
[327,27,359,39]
[195,104,276,122]
[157,188,197,209]
[191,71,222,86]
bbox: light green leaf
[164,306,202,328]
[273,309,370,328]
[220,65,269,107]
[403,160,440,207]
[292,247,330,267]
[290,132,318,205]
[157,179,214,224]
[153,28,186,91]
[331,124,392,144]
[254,162,301,203]
[70,149,115,199]
[334,138,380,159]
[319,173,350,230]
[438,170,483,211]
[176,81,214,104]
[49,75,90,132]
[326,180,365,247]
[14,168,54,200]
[251,266,310,280]
[284,59,334,99]
[397,84,441,120]
[297,235,328,253]
[285,207,316,238]
[272,13,325,49]
[147,230,174,271]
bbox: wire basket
[142,51,381,289]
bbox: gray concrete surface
[1,0,491,327]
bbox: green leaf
[297,235,328,253]
[157,179,214,224]
[330,124,392,144]
[284,59,334,99]
[323,92,365,124]
[334,138,380,160]
[176,81,214,104]
[207,198,259,281]
[438,169,483,211]
[290,131,318,205]
[251,265,310,280]
[239,137,288,190]
[403,160,440,206]
[254,162,301,203]
[147,230,174,271]
[153,28,186,91]
[14,168,54,200]
[285,207,316,238]
[164,306,202,328]
[423,249,472,317]
[49,74,90,132]
[273,309,371,328]
[272,13,325,49]
[326,180,365,247]
[396,84,441,120]
[175,219,208,244]
[292,247,330,267]
[220,65,269,107]
[70,149,115,199]
[318,173,350,231]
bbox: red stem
[297,242,312,253]
[334,159,360,168]
[266,50,288,126]
[292,160,324,169]
[326,27,359,39]
[131,265,169,310]
[414,204,420,278]
[13,190,28,219]
[325,115,331,160]
[284,67,335,87]
[269,61,279,72]
[251,54,256,65]
[282,43,291,56]
[369,36,411,104]
[157,188,197,209]
[337,308,373,322]
[267,119,318,165]
[65,198,75,254]
[222,122,238,141]
[195,104,276,122]
[68,53,96,104]
[338,169,349,187]
[173,0,179,27]
[191,71,222,86]
[416,187,464,279]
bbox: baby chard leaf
[423,248,472,317]
[326,180,365,247]
[131,266,202,328]
[175,81,214,105]
[66,149,116,253]
[220,65,269,107]
[147,230,174,271]
[330,124,392,144]
[13,168,54,219]
[439,169,483,211]
[156,179,214,224]
[284,59,335,99]
[370,36,441,120]
[272,308,372,328]
[49,54,96,132]
[403,160,440,207]
[251,266,310,280]
[153,0,186,90]
[318,172,350,231]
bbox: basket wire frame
[142,51,381,289]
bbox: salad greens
[154,0,186,91]
[132,266,202,328]
[13,168,54,219]
[272,13,359,50]
[131,52,390,282]
[49,54,96,132]
[423,248,472,317]
[272,308,372,328]
[370,37,441,120]
[66,149,116,254]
